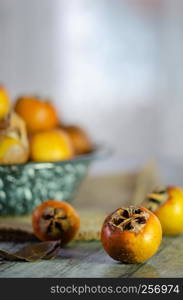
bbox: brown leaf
[0,250,21,261]
[0,240,61,262]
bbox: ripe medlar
[143,186,183,235]
[32,200,80,245]
[101,206,162,263]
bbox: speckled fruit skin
[154,186,183,236]
[101,207,162,264]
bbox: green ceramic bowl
[0,147,107,215]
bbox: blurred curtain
[0,0,183,170]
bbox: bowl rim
[0,144,111,168]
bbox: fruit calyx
[39,206,70,238]
[144,187,168,212]
[110,206,149,233]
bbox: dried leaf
[0,240,61,262]
[0,249,20,261]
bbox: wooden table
[0,234,183,278]
[0,166,183,278]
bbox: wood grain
[0,235,183,278]
[0,163,178,278]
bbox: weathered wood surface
[0,234,183,278]
[0,165,181,278]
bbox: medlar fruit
[143,186,183,235]
[32,200,80,245]
[101,206,162,263]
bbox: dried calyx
[39,206,70,238]
[144,187,168,212]
[110,206,149,233]
[0,113,11,130]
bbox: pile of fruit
[0,86,93,165]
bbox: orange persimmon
[32,200,80,245]
[15,96,59,133]
[63,125,93,155]
[30,129,74,162]
[101,206,162,263]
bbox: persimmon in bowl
[0,91,108,215]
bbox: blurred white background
[0,0,183,174]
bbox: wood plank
[0,242,29,272]
[0,241,140,278]
[0,235,182,278]
[0,240,167,278]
